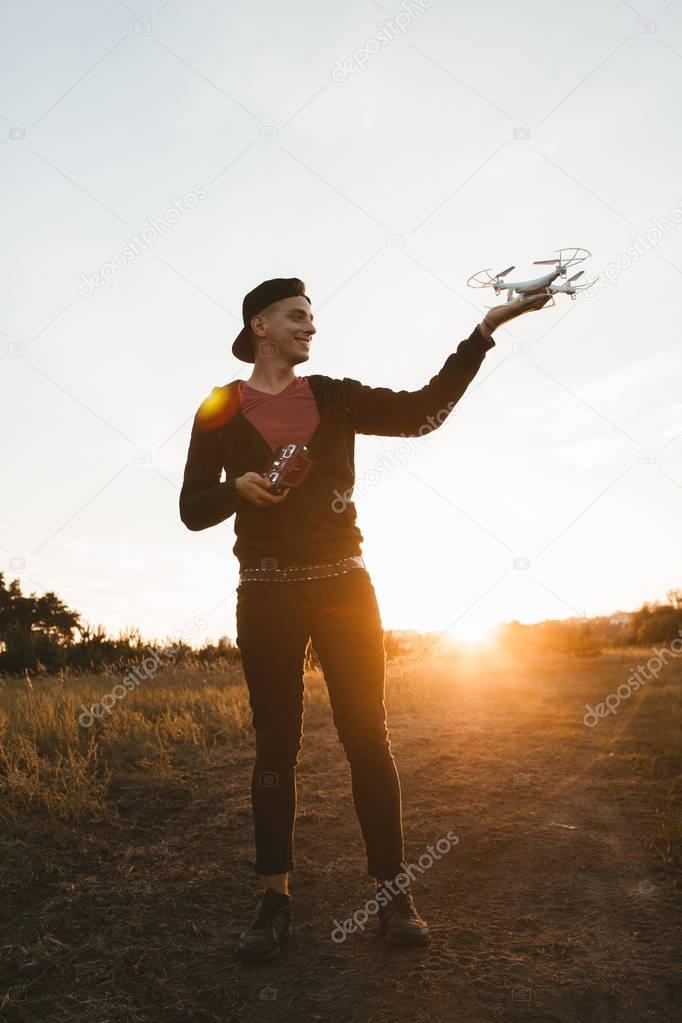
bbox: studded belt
[238,554,366,584]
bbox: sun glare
[451,620,497,648]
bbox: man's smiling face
[250,295,316,366]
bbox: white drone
[467,247,595,307]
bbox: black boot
[377,887,430,947]
[236,888,293,962]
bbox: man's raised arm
[341,323,495,437]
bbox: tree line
[1,573,681,677]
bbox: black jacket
[179,323,495,568]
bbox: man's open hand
[482,292,552,333]
[235,472,290,507]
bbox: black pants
[235,567,405,879]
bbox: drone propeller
[495,265,515,278]
[534,247,590,270]
[569,275,598,290]
[549,271,597,297]
[467,269,496,288]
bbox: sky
[2,0,681,647]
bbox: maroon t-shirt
[238,376,320,453]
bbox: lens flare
[196,383,241,431]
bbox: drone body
[467,247,595,306]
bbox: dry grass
[0,658,334,827]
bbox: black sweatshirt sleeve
[179,395,244,531]
[340,324,495,437]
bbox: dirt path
[2,652,680,1022]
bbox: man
[179,277,550,961]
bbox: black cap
[232,277,311,363]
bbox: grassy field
[0,646,680,1022]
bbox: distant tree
[0,573,81,673]
[493,617,601,656]
[383,631,410,660]
[627,600,682,645]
